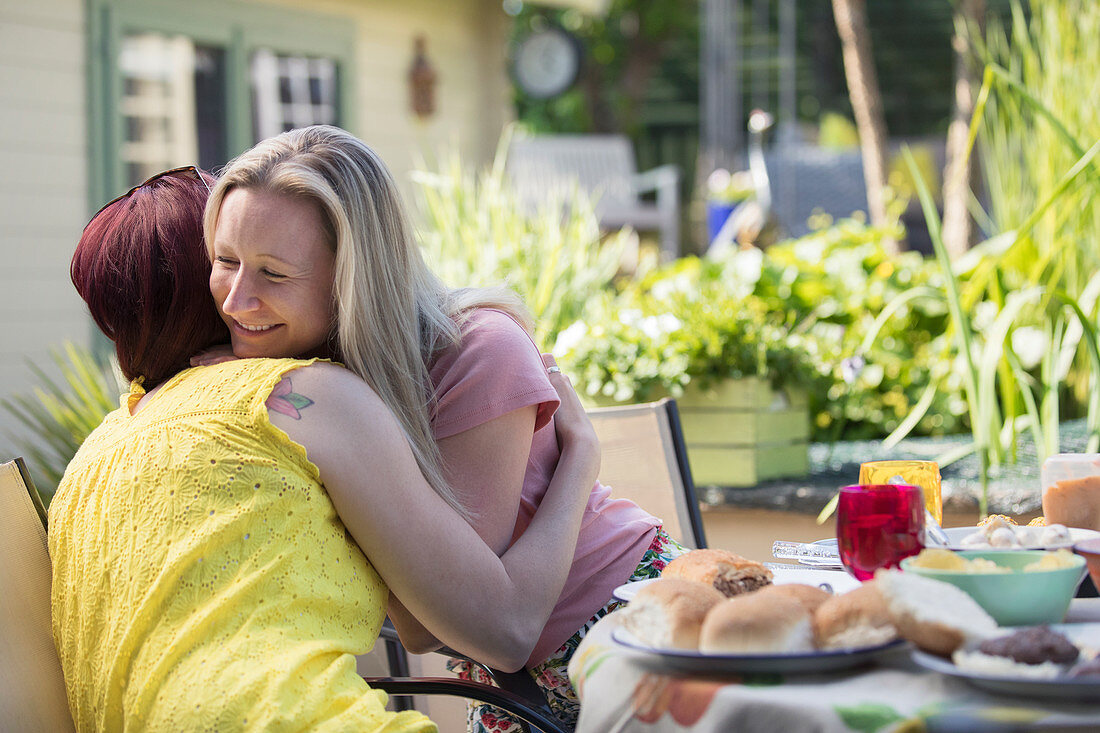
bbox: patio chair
[371,398,706,730]
[505,134,682,260]
[0,457,76,732]
[586,397,707,549]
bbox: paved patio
[700,418,1097,517]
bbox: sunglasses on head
[92,165,211,220]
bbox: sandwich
[874,569,998,656]
[662,548,773,598]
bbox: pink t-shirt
[429,309,660,665]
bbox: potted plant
[555,253,821,487]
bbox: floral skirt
[446,527,688,733]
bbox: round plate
[910,623,1100,701]
[611,567,860,603]
[611,577,657,602]
[611,627,905,675]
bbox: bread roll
[874,569,998,656]
[812,580,897,650]
[768,583,832,615]
[662,549,773,597]
[618,578,725,649]
[700,591,813,654]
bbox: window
[89,0,354,202]
[251,50,339,139]
[117,33,227,182]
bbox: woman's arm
[437,406,536,555]
[388,315,561,653]
[270,362,598,672]
[386,403,537,653]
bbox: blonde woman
[203,126,688,731]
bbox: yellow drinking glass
[858,460,942,525]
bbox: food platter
[611,567,860,603]
[809,526,1100,555]
[611,627,905,675]
[941,526,1100,548]
[910,623,1100,702]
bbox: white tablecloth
[568,594,1100,733]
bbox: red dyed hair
[71,170,229,388]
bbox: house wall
[0,0,513,462]
[0,0,90,459]
[253,0,513,205]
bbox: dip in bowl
[901,549,1087,626]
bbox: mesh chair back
[0,458,75,731]
[586,398,706,549]
[506,134,640,212]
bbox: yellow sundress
[48,358,435,732]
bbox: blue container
[706,202,736,244]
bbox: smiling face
[210,187,337,359]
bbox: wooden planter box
[588,377,810,487]
[675,378,809,487]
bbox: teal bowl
[900,550,1087,626]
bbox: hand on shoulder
[189,344,237,367]
[543,357,600,479]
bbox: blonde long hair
[204,125,528,512]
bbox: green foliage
[409,133,957,443]
[555,259,824,405]
[555,216,966,444]
[754,220,962,442]
[412,133,630,349]
[842,0,1100,515]
[1,343,122,500]
[968,0,1100,301]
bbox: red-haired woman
[50,168,600,733]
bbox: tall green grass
[863,0,1100,516]
[413,130,630,349]
[1,344,122,499]
[967,1,1100,306]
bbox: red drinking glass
[836,484,925,581]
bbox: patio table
[568,580,1100,733]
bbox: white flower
[861,363,885,388]
[639,313,682,341]
[1010,326,1047,370]
[553,321,588,354]
[970,300,998,332]
[841,355,865,384]
[651,273,693,300]
[793,238,826,265]
[729,247,764,294]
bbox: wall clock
[512,27,582,99]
